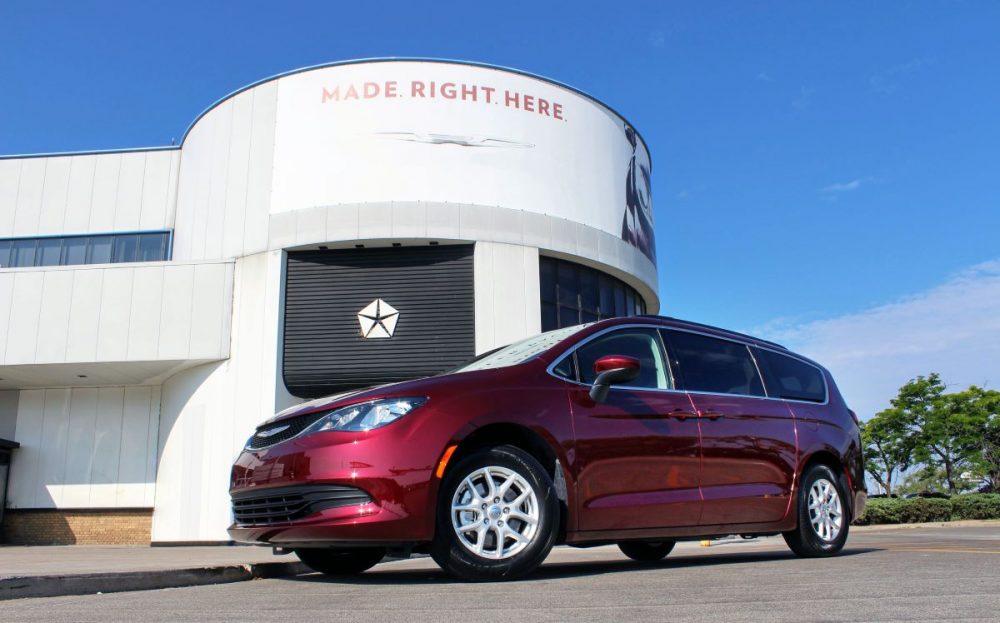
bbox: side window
[551,355,576,381]
[755,348,826,403]
[575,329,670,389]
[663,330,765,397]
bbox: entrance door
[566,327,702,531]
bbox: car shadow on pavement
[285,547,881,586]
[531,547,880,581]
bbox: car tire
[431,444,559,582]
[294,547,386,576]
[618,540,676,562]
[783,464,850,557]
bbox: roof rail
[636,315,788,351]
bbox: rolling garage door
[283,245,475,398]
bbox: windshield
[450,324,592,373]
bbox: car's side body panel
[691,392,797,525]
[788,371,866,518]
[568,383,703,530]
[564,515,798,545]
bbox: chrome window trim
[547,324,673,392]
[654,327,678,390]
[745,342,771,398]
[545,322,830,406]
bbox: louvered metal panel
[283,245,475,398]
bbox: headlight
[301,397,428,434]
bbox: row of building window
[540,256,646,331]
[0,232,172,268]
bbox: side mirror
[589,355,641,403]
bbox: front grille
[231,484,372,526]
[247,411,328,450]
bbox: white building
[0,59,658,544]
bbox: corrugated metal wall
[0,151,179,239]
[8,386,160,509]
[283,245,475,397]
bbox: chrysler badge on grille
[256,424,291,438]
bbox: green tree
[896,467,946,495]
[968,388,1000,491]
[892,374,987,494]
[861,407,915,495]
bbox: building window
[0,231,171,268]
[539,256,646,331]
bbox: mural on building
[621,123,655,262]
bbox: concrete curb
[852,519,1000,532]
[0,561,309,601]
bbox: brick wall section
[1,509,152,545]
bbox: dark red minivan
[229,316,866,581]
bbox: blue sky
[2,2,998,414]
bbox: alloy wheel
[808,477,844,542]
[450,465,540,560]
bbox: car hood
[262,364,532,427]
[263,385,390,425]
[263,373,455,425]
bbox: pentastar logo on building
[357,299,400,338]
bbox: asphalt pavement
[2,523,998,622]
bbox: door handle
[699,410,724,420]
[669,408,695,421]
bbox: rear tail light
[848,409,860,426]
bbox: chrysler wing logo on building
[358,299,400,339]
[375,132,534,148]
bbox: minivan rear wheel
[431,445,559,581]
[294,547,386,576]
[783,464,849,557]
[618,540,676,562]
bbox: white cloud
[675,185,705,201]
[753,260,1000,419]
[821,177,872,193]
[792,86,814,110]
[869,75,898,95]
[870,57,933,95]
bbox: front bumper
[227,425,441,546]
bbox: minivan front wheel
[783,464,849,557]
[431,445,559,581]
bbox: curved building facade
[0,59,657,543]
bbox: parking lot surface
[3,523,997,622]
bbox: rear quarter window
[755,348,827,403]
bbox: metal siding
[283,245,475,398]
[63,156,96,233]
